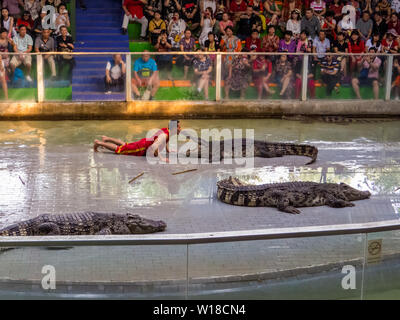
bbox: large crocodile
[0,212,167,236]
[186,137,318,165]
[217,177,371,214]
[282,115,400,124]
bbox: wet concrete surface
[0,119,399,233]
[0,119,400,296]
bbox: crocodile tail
[272,143,318,165]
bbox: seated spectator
[168,12,186,49]
[237,6,262,40]
[132,51,160,100]
[245,29,261,52]
[199,7,216,46]
[0,28,11,69]
[313,30,331,62]
[337,11,355,35]
[310,0,327,22]
[11,25,33,82]
[121,0,148,40]
[163,0,182,23]
[230,0,247,23]
[220,26,242,77]
[351,47,381,99]
[373,12,388,39]
[320,52,341,96]
[321,10,337,42]
[348,30,365,75]
[332,31,349,78]
[286,9,301,39]
[263,0,281,25]
[381,29,399,53]
[392,57,400,99]
[16,11,34,37]
[301,8,321,40]
[388,13,400,36]
[55,3,70,36]
[366,32,382,52]
[356,11,373,41]
[218,12,233,38]
[274,53,293,98]
[56,25,74,81]
[375,0,392,20]
[193,49,213,99]
[296,30,313,54]
[279,30,296,59]
[105,54,126,94]
[1,8,15,39]
[179,28,196,79]
[252,54,274,99]
[144,0,163,22]
[154,30,173,79]
[224,49,251,99]
[24,0,42,21]
[0,55,8,99]
[34,28,57,80]
[149,11,166,46]
[204,31,220,63]
[2,0,21,17]
[329,0,344,22]
[261,25,279,55]
[181,0,201,33]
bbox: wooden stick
[129,172,144,184]
[18,176,25,185]
[395,187,400,192]
[172,169,198,175]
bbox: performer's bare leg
[101,136,125,145]
[94,139,119,152]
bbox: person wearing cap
[93,120,182,163]
[286,9,301,38]
[381,29,399,53]
[351,47,381,99]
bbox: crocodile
[0,212,167,236]
[217,177,371,214]
[186,137,318,165]
[282,115,400,124]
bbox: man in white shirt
[104,54,126,94]
[10,25,33,82]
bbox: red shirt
[253,58,272,74]
[123,0,144,19]
[245,37,261,52]
[348,40,365,53]
[230,0,247,12]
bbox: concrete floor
[0,119,399,297]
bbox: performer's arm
[148,133,169,163]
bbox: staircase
[72,0,129,101]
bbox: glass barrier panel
[0,244,188,299]
[311,53,386,100]
[130,52,216,101]
[390,56,399,100]
[43,52,73,101]
[188,235,365,300]
[1,53,37,102]
[363,230,400,299]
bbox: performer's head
[169,120,181,135]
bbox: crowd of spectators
[120,0,400,99]
[0,0,77,99]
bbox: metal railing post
[36,54,44,102]
[384,55,394,101]
[215,53,222,101]
[301,54,309,101]
[125,53,132,102]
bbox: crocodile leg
[277,199,301,214]
[37,223,61,235]
[326,197,355,208]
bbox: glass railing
[1,220,400,299]
[1,52,399,103]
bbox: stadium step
[72,0,129,101]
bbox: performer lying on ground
[93,120,181,163]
